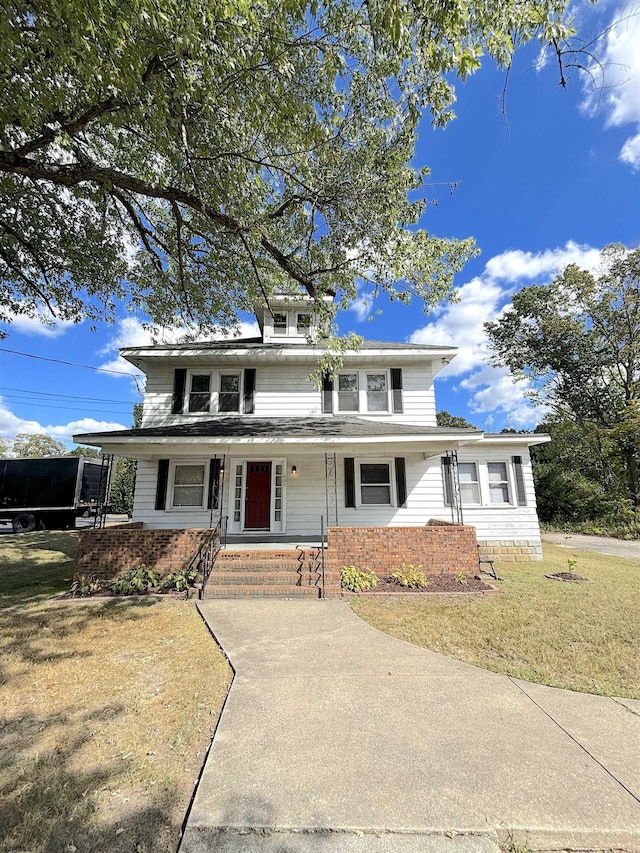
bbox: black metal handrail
[190,515,228,598]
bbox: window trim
[272,312,288,335]
[442,458,519,508]
[458,461,481,506]
[335,369,391,414]
[355,458,396,508]
[185,369,243,415]
[168,460,209,510]
[487,460,512,505]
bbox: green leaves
[0,0,578,336]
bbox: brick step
[203,584,321,599]
[218,552,320,565]
[214,562,318,574]
[207,571,319,586]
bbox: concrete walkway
[181,601,640,853]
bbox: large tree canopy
[485,244,640,506]
[1,0,579,336]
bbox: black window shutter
[512,455,527,506]
[395,457,407,507]
[172,369,187,414]
[344,457,355,507]
[243,368,256,414]
[441,456,453,506]
[322,373,334,413]
[207,458,222,509]
[155,459,169,510]
[390,368,403,413]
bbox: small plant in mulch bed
[390,563,428,589]
[455,570,468,586]
[545,554,593,584]
[340,566,379,592]
[108,564,160,595]
[160,567,198,592]
[69,574,103,596]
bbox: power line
[0,398,132,415]
[0,386,137,405]
[0,347,144,394]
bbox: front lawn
[349,543,640,698]
[0,531,231,853]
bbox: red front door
[245,462,272,529]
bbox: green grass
[0,531,231,853]
[349,544,640,699]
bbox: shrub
[391,564,427,588]
[455,570,468,585]
[161,567,198,592]
[69,574,102,596]
[340,566,378,592]
[108,564,160,595]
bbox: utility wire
[0,385,137,405]
[0,347,144,395]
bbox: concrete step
[203,584,321,599]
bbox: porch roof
[74,416,483,448]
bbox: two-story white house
[75,295,549,569]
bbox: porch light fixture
[291,465,298,475]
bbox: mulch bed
[354,574,496,595]
[545,571,593,583]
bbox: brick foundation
[478,540,543,562]
[75,527,213,581]
[326,525,479,577]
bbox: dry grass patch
[0,531,231,853]
[349,543,640,698]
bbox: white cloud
[349,290,375,322]
[97,316,260,378]
[409,241,600,425]
[2,306,78,338]
[0,398,126,444]
[581,4,640,169]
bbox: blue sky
[1,0,639,446]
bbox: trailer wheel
[12,513,37,534]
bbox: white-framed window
[186,370,242,414]
[170,461,207,509]
[458,462,481,505]
[488,461,511,504]
[219,373,241,412]
[273,312,288,334]
[296,312,312,333]
[188,373,211,413]
[356,459,394,506]
[338,372,359,411]
[336,370,390,413]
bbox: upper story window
[273,312,288,334]
[219,373,241,412]
[336,370,390,413]
[187,370,241,414]
[296,313,312,333]
[189,374,212,413]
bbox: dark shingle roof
[122,338,453,353]
[76,417,481,441]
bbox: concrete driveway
[181,600,640,853]
[542,532,640,561]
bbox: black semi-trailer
[0,456,109,533]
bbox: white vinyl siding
[140,361,439,427]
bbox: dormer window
[273,312,288,334]
[296,313,312,333]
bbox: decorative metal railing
[191,515,228,598]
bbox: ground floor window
[357,460,393,506]
[171,462,206,508]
